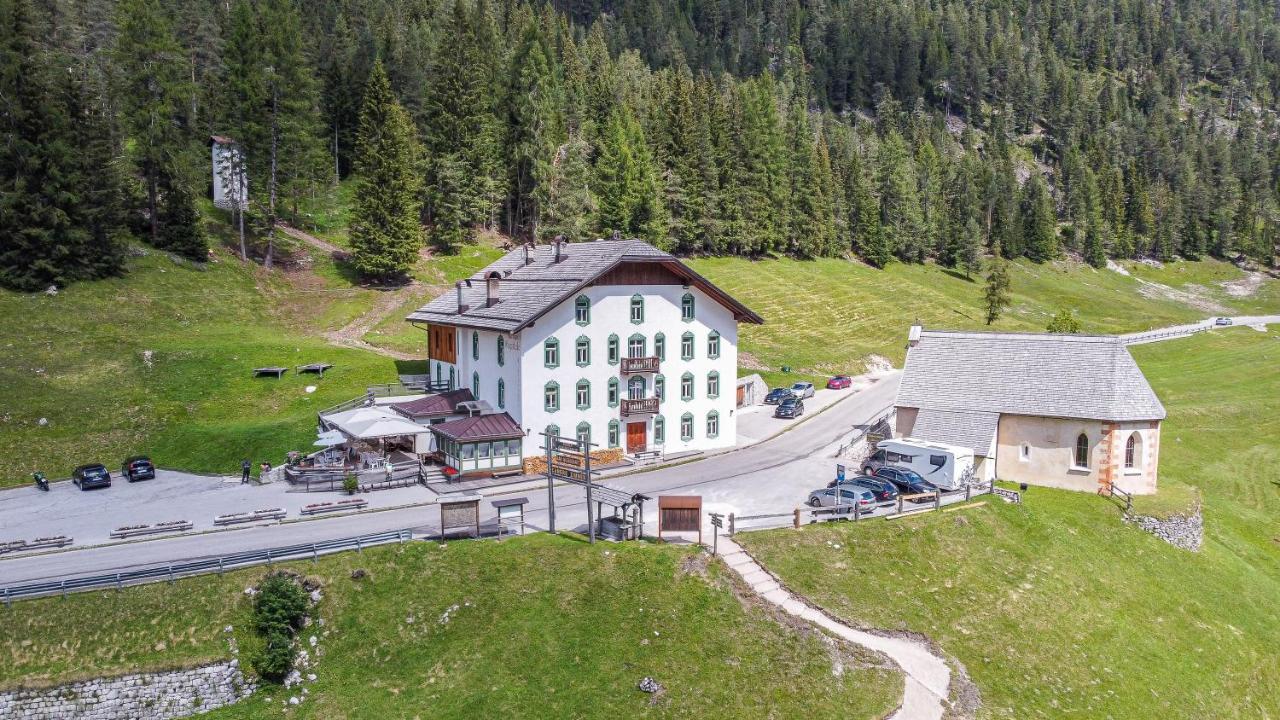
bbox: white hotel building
[406,238,762,475]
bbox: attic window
[575,295,590,325]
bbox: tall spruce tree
[983,242,1012,325]
[536,135,595,242]
[593,107,666,244]
[349,62,423,281]
[113,0,202,257]
[219,0,262,261]
[1022,173,1058,261]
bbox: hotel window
[607,378,620,407]
[544,382,560,412]
[608,420,620,448]
[630,294,644,324]
[628,334,646,358]
[575,295,590,325]
[544,338,559,368]
[680,413,694,440]
[607,334,619,364]
[497,336,505,366]
[654,415,665,444]
[576,422,591,446]
[472,371,479,397]
[654,333,666,361]
[707,371,720,398]
[707,331,720,359]
[681,372,694,401]
[681,293,695,322]
[472,331,479,360]
[706,411,719,438]
[576,379,591,409]
[575,336,590,366]
[497,379,505,409]
[655,375,665,402]
[681,332,694,360]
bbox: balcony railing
[621,397,660,416]
[620,356,660,374]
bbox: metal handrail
[1,529,413,605]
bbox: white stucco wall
[994,415,1160,494]
[516,283,739,458]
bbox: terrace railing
[620,356,660,374]
[621,397,660,416]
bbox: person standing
[241,459,251,484]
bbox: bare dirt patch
[1134,278,1229,314]
[1220,272,1267,298]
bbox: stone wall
[0,660,254,720]
[1125,506,1203,552]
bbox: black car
[121,456,156,482]
[72,463,112,490]
[873,466,937,496]
[764,387,795,405]
[774,397,805,418]
[829,474,899,504]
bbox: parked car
[790,381,816,399]
[774,397,805,418]
[1214,317,1233,326]
[826,375,852,390]
[764,387,795,405]
[829,474,899,504]
[120,456,156,482]
[873,466,937,497]
[807,487,877,514]
[72,463,112,490]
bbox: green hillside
[739,327,1280,718]
[689,255,1279,386]
[0,535,900,719]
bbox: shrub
[342,474,358,495]
[250,573,310,681]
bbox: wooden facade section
[593,261,685,287]
[428,324,457,364]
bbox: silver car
[806,487,876,514]
[790,381,815,399]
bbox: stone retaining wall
[0,660,254,720]
[1126,505,1203,551]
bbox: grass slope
[688,256,1279,387]
[739,327,1280,718]
[1,535,900,719]
[0,247,412,488]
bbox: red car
[826,375,852,389]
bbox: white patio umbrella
[314,429,347,447]
[348,416,425,439]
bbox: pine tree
[113,0,196,250]
[256,0,323,269]
[593,107,665,243]
[423,0,503,249]
[505,19,563,238]
[220,0,262,261]
[878,129,926,262]
[349,62,423,281]
[1022,173,1058,261]
[64,64,129,277]
[537,135,595,243]
[850,151,889,266]
[983,243,1012,325]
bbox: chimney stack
[486,272,500,307]
[456,281,469,315]
[523,242,532,266]
[907,324,922,349]
[553,234,564,263]
[611,229,621,241]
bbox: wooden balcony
[621,397,659,417]
[620,356,660,374]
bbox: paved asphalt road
[0,373,901,586]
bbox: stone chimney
[455,281,469,315]
[523,242,533,266]
[611,229,621,241]
[553,235,565,263]
[907,324,922,348]
[485,272,500,307]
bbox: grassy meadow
[688,255,1279,387]
[739,327,1280,718]
[0,535,900,719]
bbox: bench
[297,362,333,376]
[253,366,288,378]
[633,450,661,463]
[491,468,523,479]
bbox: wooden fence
[725,481,996,536]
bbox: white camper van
[869,438,974,491]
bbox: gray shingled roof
[896,329,1166,422]
[405,239,762,332]
[909,408,1000,456]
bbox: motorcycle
[33,471,49,491]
